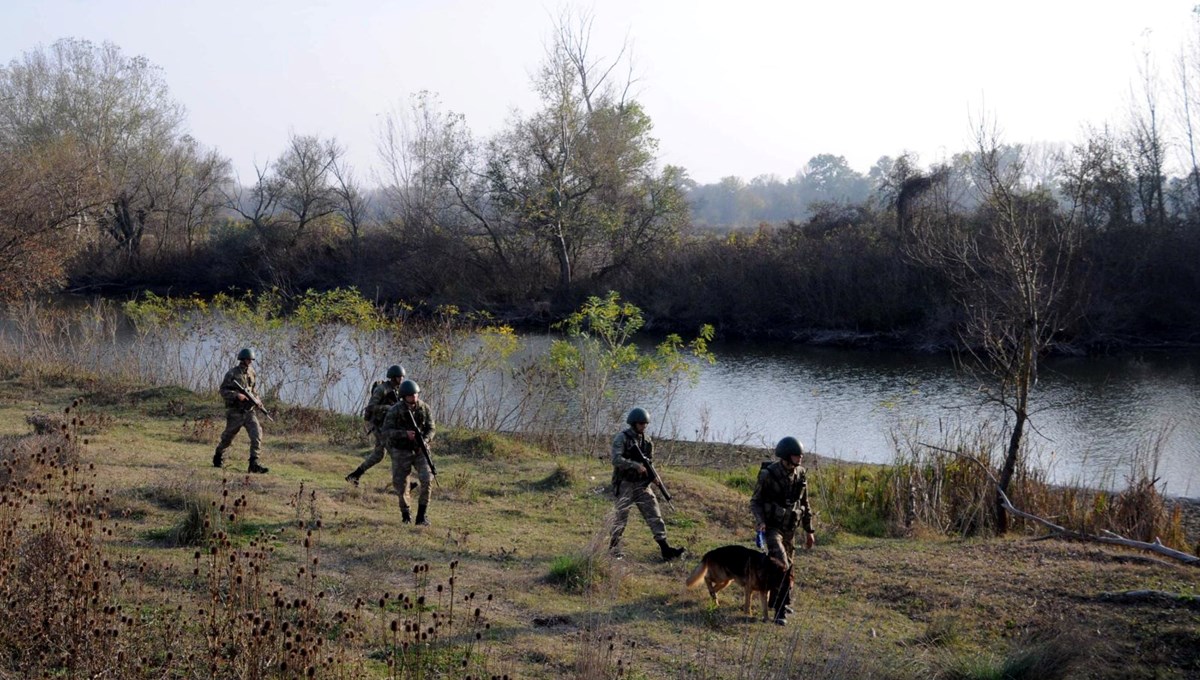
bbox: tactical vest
[759,461,808,530]
[614,431,654,485]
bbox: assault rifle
[231,380,275,422]
[406,408,438,479]
[626,436,671,501]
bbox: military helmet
[626,407,650,425]
[237,348,256,361]
[399,379,420,397]
[386,364,406,380]
[775,436,804,459]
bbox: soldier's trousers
[351,429,388,476]
[763,526,797,618]
[611,480,666,543]
[763,526,796,569]
[390,446,432,510]
[216,408,262,462]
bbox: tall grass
[0,291,708,453]
[810,419,1189,550]
[0,398,503,678]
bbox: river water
[658,343,1200,497]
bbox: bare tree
[1127,45,1168,228]
[905,122,1084,534]
[482,8,685,299]
[0,38,185,261]
[0,139,106,299]
[373,11,686,303]
[329,154,368,284]
[273,134,342,249]
[225,161,282,242]
[1172,9,1200,211]
[376,91,519,287]
[1060,127,1135,232]
[172,142,234,257]
[377,92,472,240]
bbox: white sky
[2,0,1197,185]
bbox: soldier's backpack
[362,380,386,421]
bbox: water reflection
[662,344,1199,496]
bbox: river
[658,343,1200,497]
[9,303,1196,496]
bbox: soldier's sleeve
[798,470,814,533]
[218,368,240,402]
[364,383,384,420]
[749,468,770,526]
[611,431,638,474]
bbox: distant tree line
[685,153,879,229]
[3,19,1200,352]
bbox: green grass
[547,552,609,592]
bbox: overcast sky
[2,0,1197,185]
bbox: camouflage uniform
[382,399,435,519]
[609,427,674,554]
[346,379,404,482]
[215,361,264,469]
[749,460,814,569]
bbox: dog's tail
[685,558,707,588]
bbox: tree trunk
[554,228,571,296]
[996,325,1035,535]
[996,408,1026,535]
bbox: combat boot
[400,506,411,523]
[608,535,624,560]
[212,449,224,468]
[414,504,430,526]
[248,460,269,474]
[773,589,792,625]
[656,538,685,561]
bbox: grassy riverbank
[1,371,1197,679]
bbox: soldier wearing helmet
[213,348,269,474]
[609,407,686,561]
[750,436,816,625]
[345,364,407,486]
[381,379,436,525]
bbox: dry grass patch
[0,374,1195,679]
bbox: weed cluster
[181,414,217,442]
[0,399,505,678]
[807,422,1189,551]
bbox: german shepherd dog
[685,545,789,621]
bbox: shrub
[942,628,1087,680]
[548,553,608,593]
[534,463,577,491]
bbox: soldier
[213,348,269,474]
[609,407,686,561]
[750,436,816,625]
[345,364,406,486]
[381,379,435,525]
